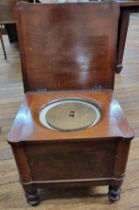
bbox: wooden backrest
[15,1,119,92]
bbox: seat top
[7,91,134,143]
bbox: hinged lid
[15,1,119,92]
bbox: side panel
[24,141,118,181]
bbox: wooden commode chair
[7,1,134,206]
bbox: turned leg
[23,185,39,206]
[108,185,121,202]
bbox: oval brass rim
[39,97,101,132]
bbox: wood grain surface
[0,14,139,209]
[7,91,134,142]
[16,1,119,91]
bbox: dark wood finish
[108,185,121,202]
[16,2,119,92]
[8,91,134,142]
[11,144,32,183]
[3,0,139,70]
[7,1,134,206]
[8,91,134,205]
[24,141,117,181]
[94,0,139,73]
[38,1,139,73]
[116,1,139,72]
[23,185,39,206]
[117,8,130,73]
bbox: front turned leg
[108,185,121,202]
[23,185,39,206]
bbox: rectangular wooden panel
[15,2,119,91]
[24,141,117,181]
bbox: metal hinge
[36,88,48,93]
[91,85,104,91]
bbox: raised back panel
[16,1,119,92]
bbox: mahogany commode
[7,1,134,206]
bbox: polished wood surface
[16,1,119,92]
[7,91,134,142]
[114,0,139,73]
[7,91,133,205]
[8,93,133,204]
[6,1,134,205]
[117,8,130,72]
[2,0,139,73]
[0,13,139,209]
[38,1,139,73]
[116,0,139,73]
